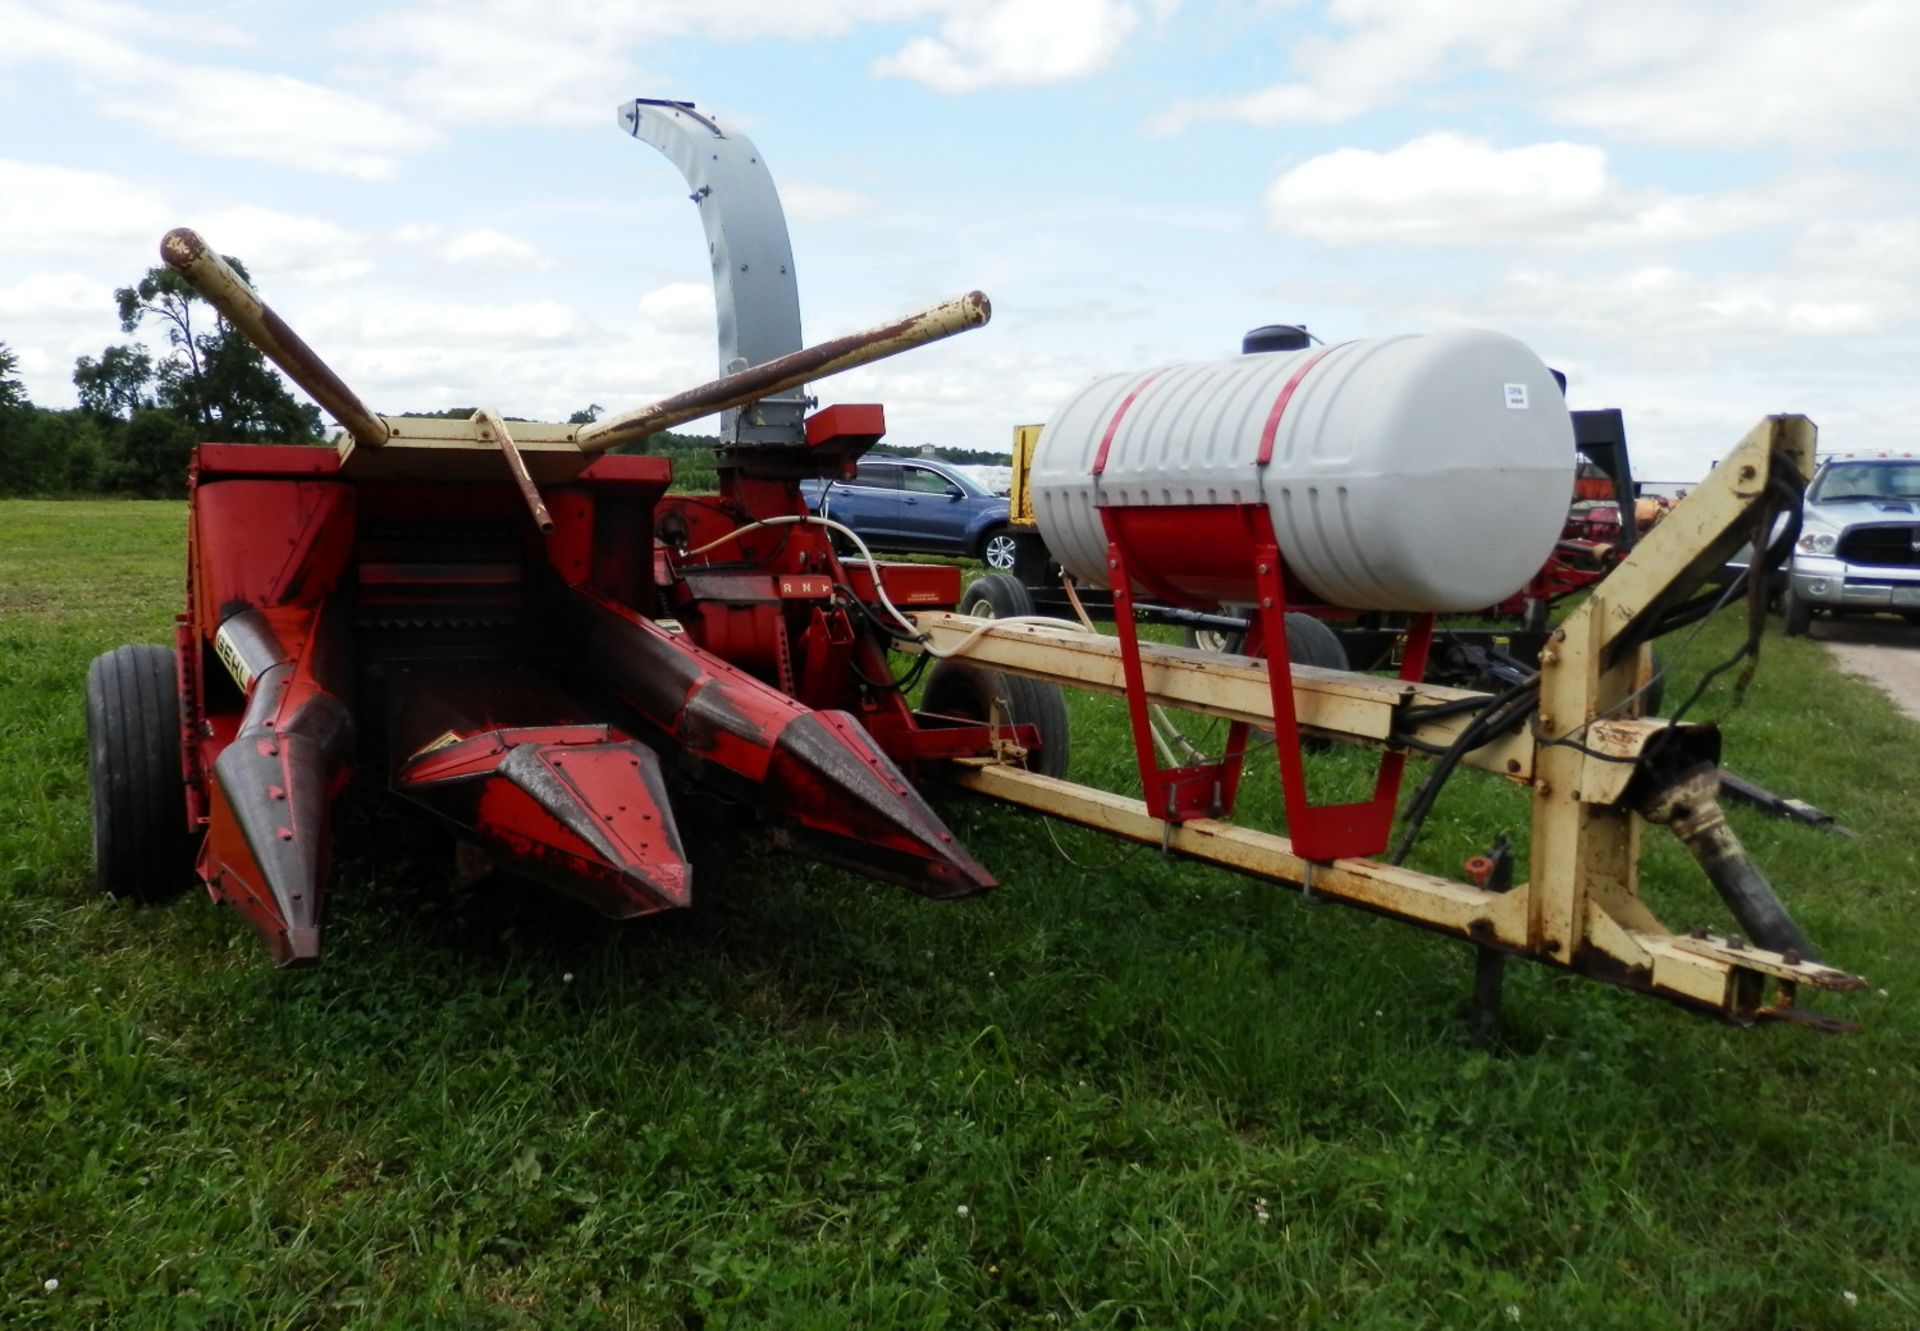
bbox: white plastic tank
[1029,330,1576,613]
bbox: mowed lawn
[2,497,1917,1329]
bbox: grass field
[3,498,1917,1329]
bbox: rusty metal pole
[575,291,991,455]
[159,228,390,449]
[1639,761,1819,960]
[471,408,554,532]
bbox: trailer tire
[922,659,1071,779]
[1182,622,1246,654]
[1782,585,1812,637]
[1183,612,1348,671]
[1283,613,1350,672]
[86,643,193,903]
[960,574,1035,620]
[1010,534,1050,584]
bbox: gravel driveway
[1810,616,1920,727]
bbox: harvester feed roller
[85,102,1862,1035]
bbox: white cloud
[102,69,436,181]
[1786,218,1920,285]
[1483,265,1895,347]
[1152,0,1919,154]
[354,0,945,126]
[0,0,435,179]
[0,160,171,258]
[305,297,584,348]
[873,0,1148,92]
[1547,2,1920,151]
[637,282,717,338]
[1263,134,1763,247]
[1153,0,1568,135]
[440,229,552,268]
[0,273,116,321]
[188,206,368,286]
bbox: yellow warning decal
[411,729,464,760]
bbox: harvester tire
[86,644,193,903]
[960,574,1034,620]
[1782,585,1812,637]
[923,658,1071,779]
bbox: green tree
[0,341,26,411]
[73,344,154,419]
[99,408,200,497]
[113,258,323,442]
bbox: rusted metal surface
[160,228,390,449]
[471,408,555,533]
[1638,760,1819,959]
[951,760,1862,1022]
[575,291,992,454]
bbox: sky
[2,0,1915,481]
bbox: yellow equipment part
[1009,423,1043,529]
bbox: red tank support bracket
[1100,505,1434,861]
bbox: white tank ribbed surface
[1030,329,1576,613]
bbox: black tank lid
[1242,324,1313,354]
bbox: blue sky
[3,0,1915,480]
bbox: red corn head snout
[565,585,994,898]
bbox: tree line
[1,254,991,499]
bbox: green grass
[3,498,1917,1328]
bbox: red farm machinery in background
[84,98,1865,1034]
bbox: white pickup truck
[1784,453,1920,634]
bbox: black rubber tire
[977,526,1023,574]
[959,573,1035,620]
[86,643,193,902]
[1009,533,1051,584]
[1182,622,1246,654]
[1283,612,1349,671]
[1782,585,1812,637]
[1182,611,1348,671]
[922,658,1071,779]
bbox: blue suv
[801,457,1034,573]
